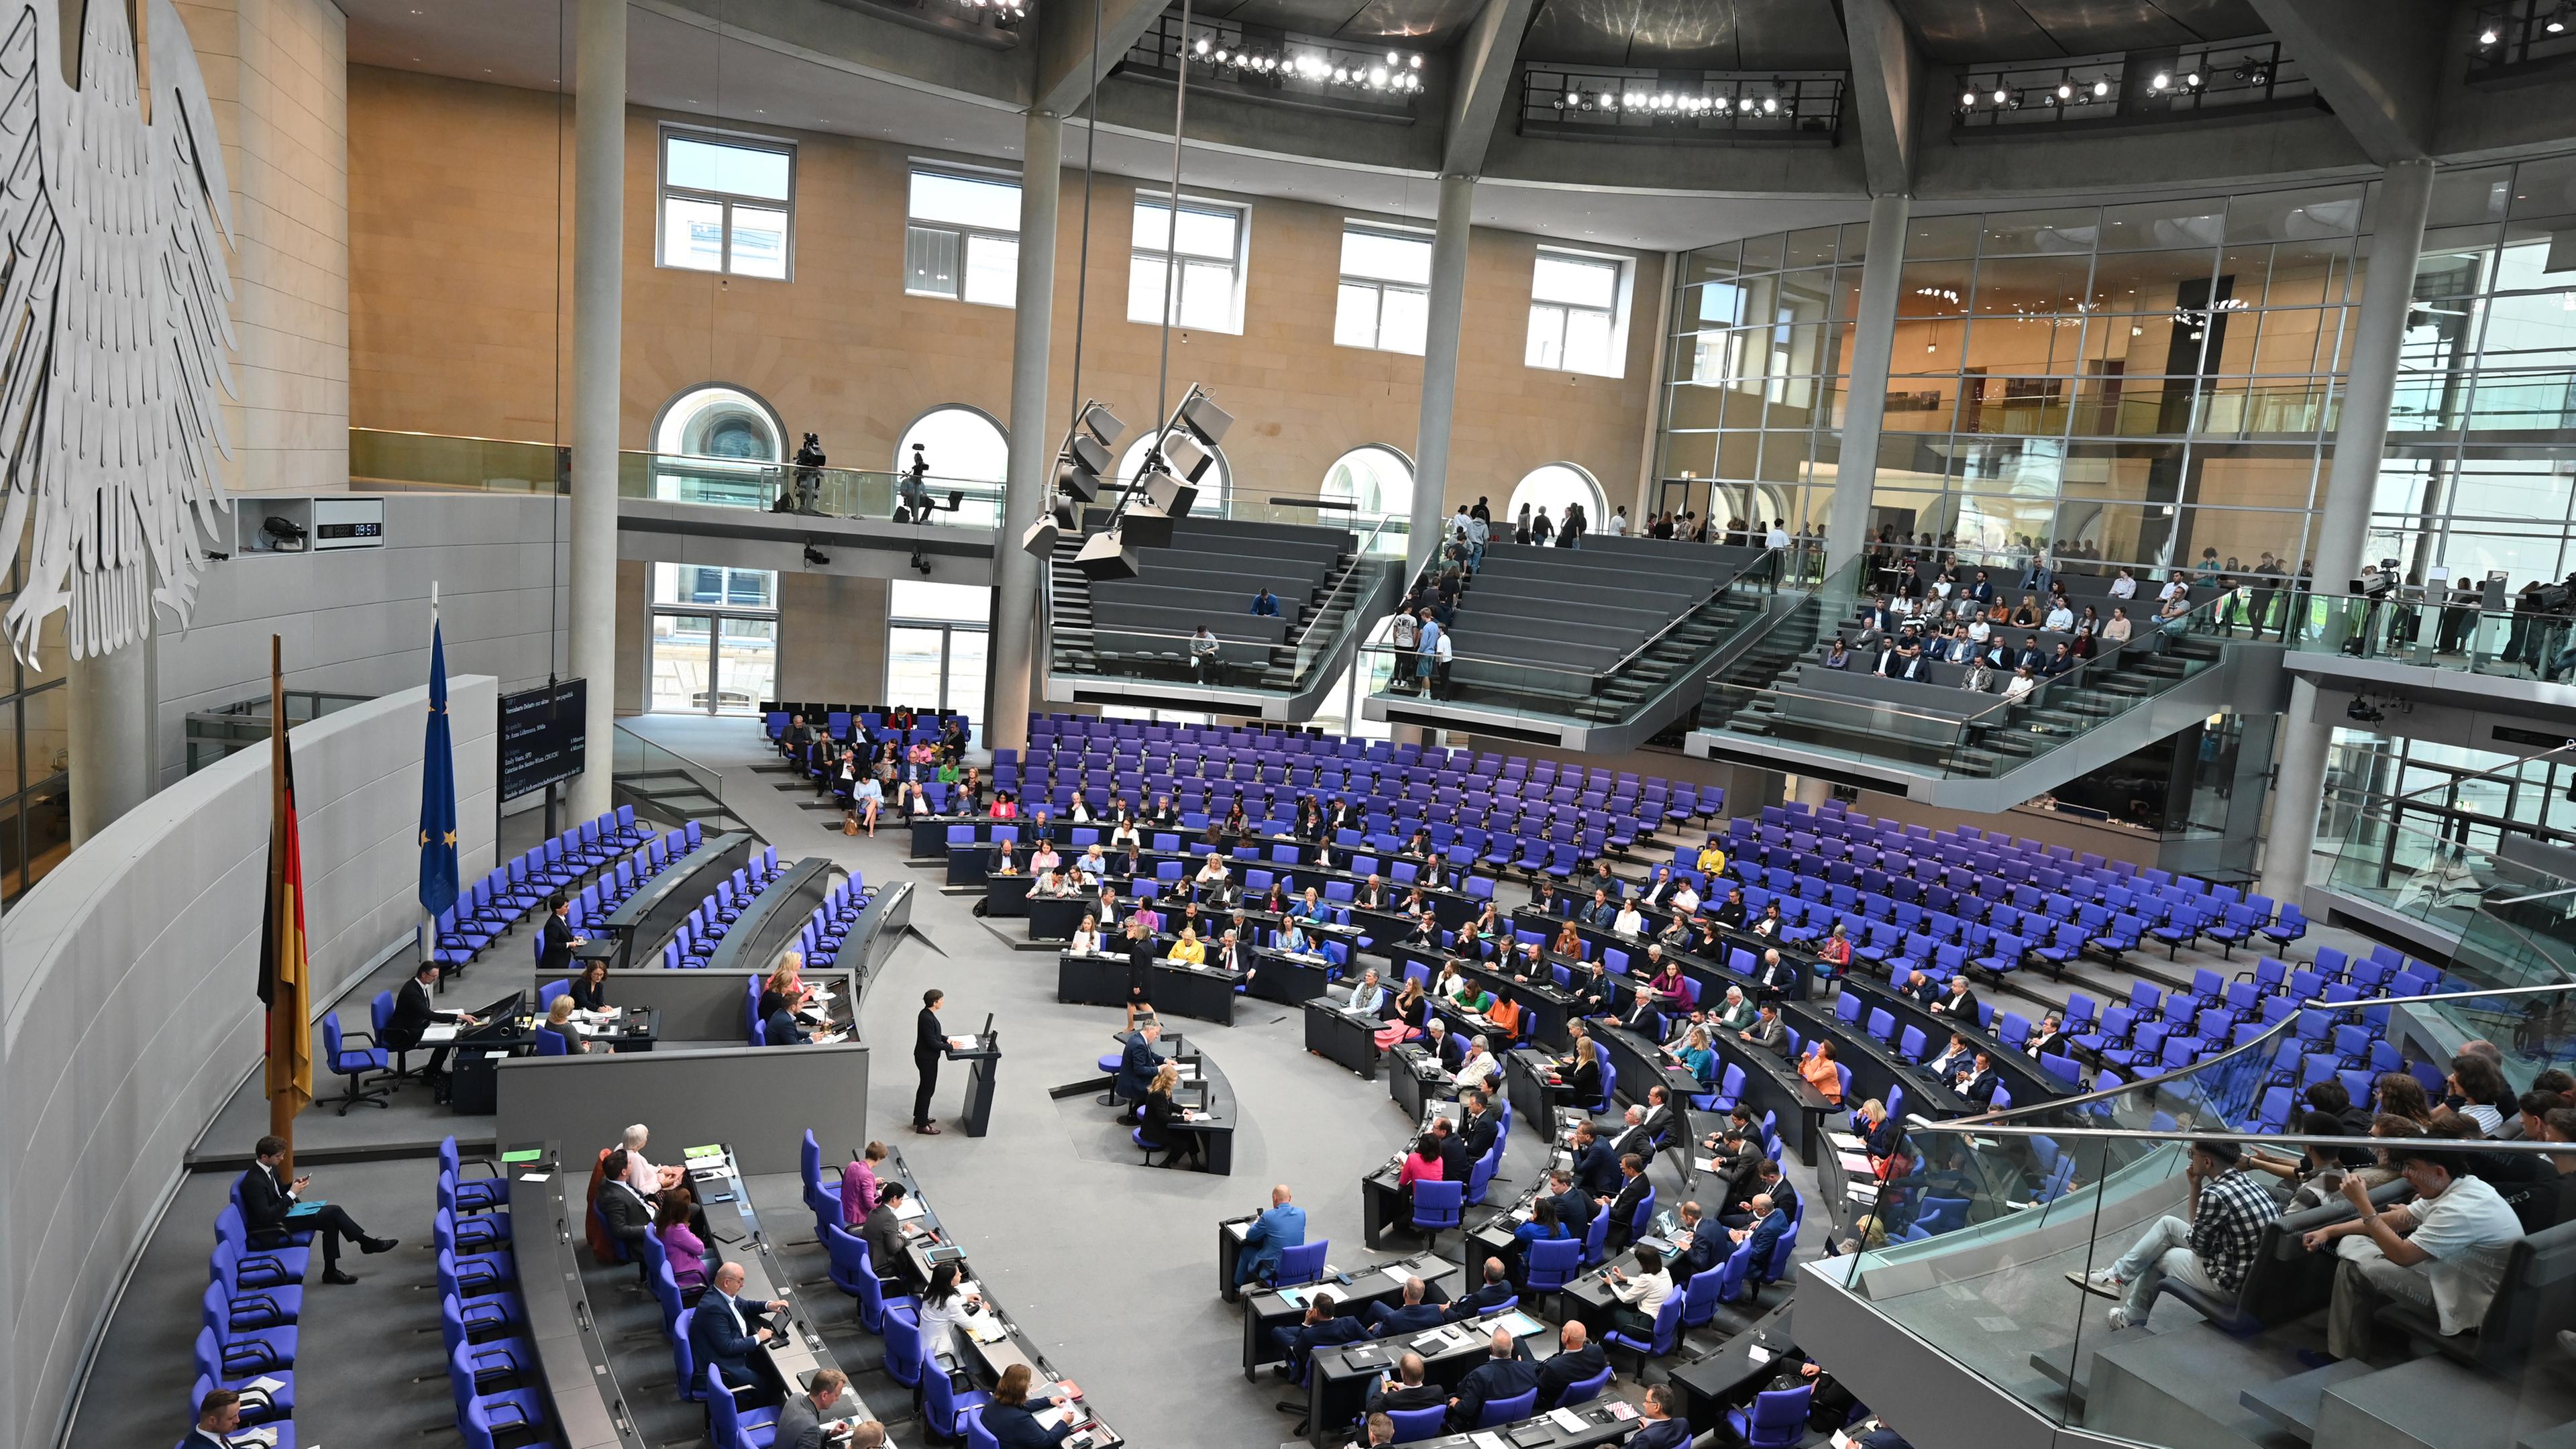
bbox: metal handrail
[1284,514,1393,663]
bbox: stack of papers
[891,1197,928,1222]
[1471,1432,1508,1449]
[683,1146,729,1169]
[947,1034,977,1049]
[1550,1408,1589,1431]
[1828,1130,1866,1151]
[1837,1153,1874,1175]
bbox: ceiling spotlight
[2184,70,2203,87]
[1602,92,1618,109]
[2055,80,2073,99]
[1554,95,1569,109]
[1992,87,2008,103]
[1761,95,1778,113]
[1371,66,1388,85]
[1739,95,1755,111]
[1193,37,1210,54]
[2092,78,2110,97]
[2549,10,2568,33]
[1961,89,1978,107]
[2479,25,2500,43]
[2150,71,2170,91]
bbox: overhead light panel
[1179,393,1234,445]
[1163,432,1215,483]
[1081,402,1126,448]
[1073,531,1139,582]
[1118,505,1176,551]
[1144,469,1199,521]
[1020,519,1059,557]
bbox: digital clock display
[314,521,382,539]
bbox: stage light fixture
[1020,519,1059,557]
[1073,531,1140,582]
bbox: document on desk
[1499,1310,1544,1338]
[1747,1344,1774,1366]
[948,1034,977,1049]
[1225,1220,1251,1240]
[892,1197,928,1222]
[1837,1153,1874,1175]
[419,1024,459,1044]
[1471,1432,1507,1449]
[1550,1409,1589,1432]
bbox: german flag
[259,672,313,1114]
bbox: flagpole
[423,583,440,991]
[268,633,294,1176]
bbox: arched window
[649,384,786,507]
[1505,463,1604,532]
[895,406,1010,527]
[1320,445,1413,520]
[1116,433,1231,517]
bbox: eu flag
[418,621,460,918]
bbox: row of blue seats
[652,845,786,967]
[434,1137,552,1449]
[431,808,675,971]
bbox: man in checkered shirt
[2071,1138,2277,1330]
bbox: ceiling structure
[340,0,2542,256]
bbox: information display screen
[500,679,586,800]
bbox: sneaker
[2105,1306,2133,1331]
[2066,1269,2124,1299]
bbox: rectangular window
[658,129,795,279]
[906,167,1022,307]
[1130,195,1246,334]
[1527,250,1625,376]
[647,563,779,715]
[1334,223,1432,354]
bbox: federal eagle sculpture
[0,0,236,667]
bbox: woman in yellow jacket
[1167,924,1208,967]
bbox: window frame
[1128,191,1250,335]
[655,124,799,281]
[647,562,782,716]
[904,163,1024,309]
[1526,246,1633,378]
[1334,221,1434,355]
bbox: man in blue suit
[1445,1258,1517,1322]
[1446,1326,1541,1430]
[1568,1122,1621,1199]
[1629,1383,1691,1448]
[1546,1168,1595,1236]
[688,1262,789,1396]
[1268,1289,1368,1370]
[1236,1183,1307,1286]
[1669,1200,1724,1285]
[1731,1193,1791,1294]
[1362,1276,1448,1334]
[1114,1022,1165,1103]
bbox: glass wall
[2371,154,2576,591]
[1660,186,2369,576]
[648,564,778,714]
[888,581,990,740]
[1658,223,1863,535]
[0,556,66,908]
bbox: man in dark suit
[1896,968,1941,1007]
[1446,1326,1541,1430]
[688,1260,790,1396]
[912,989,948,1134]
[1456,1091,1499,1166]
[1730,1193,1791,1289]
[1364,1353,1447,1417]
[1533,1322,1607,1407]
[1427,1117,1474,1184]
[773,1368,854,1449]
[1361,1277,1448,1335]
[1669,1201,1723,1284]
[1599,1154,1652,1250]
[238,1134,395,1283]
[539,894,583,976]
[1114,1022,1165,1104]
[1628,1384,1691,1448]
[1752,949,1798,1001]
[380,960,482,1094]
[1739,1003,1789,1055]
[1640,1085,1684,1156]
[1268,1289,1368,1371]
[1568,1124,1620,1198]
[1706,1132,1764,1214]
[1546,1168,1595,1234]
[2026,1012,2071,1061]
[1929,976,1980,1023]
[1214,928,1252,977]
[1570,962,1616,1018]
[1609,1108,1657,1165]
[1713,890,1747,930]
[1356,874,1389,910]
[184,1390,247,1449]
[1955,1051,2001,1107]
[1446,1258,1517,1322]
[595,1147,655,1272]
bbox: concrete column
[566,0,625,822]
[66,642,152,844]
[1792,774,1831,809]
[2258,159,2436,906]
[1409,172,1474,578]
[1824,193,1911,575]
[988,109,1062,759]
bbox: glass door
[652,614,714,712]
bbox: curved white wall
[0,675,498,1449]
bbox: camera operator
[896,443,932,523]
[782,432,825,514]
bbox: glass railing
[351,427,564,493]
[612,723,746,833]
[1880,380,2344,443]
[2280,585,2576,683]
[1701,590,2235,780]
[1839,982,2573,1448]
[620,450,1008,529]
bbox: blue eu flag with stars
[419,621,460,918]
